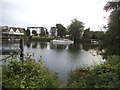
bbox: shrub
[2,55,60,88]
[67,55,120,88]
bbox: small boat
[91,40,99,45]
[51,39,74,44]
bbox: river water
[1,39,105,84]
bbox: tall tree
[82,28,90,39]
[104,1,120,11]
[68,18,84,42]
[102,1,120,55]
[45,29,49,36]
[32,30,37,36]
[26,29,30,36]
[40,28,45,37]
[56,24,66,37]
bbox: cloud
[0,0,110,31]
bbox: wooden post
[20,39,24,61]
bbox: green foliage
[39,29,45,37]
[26,29,30,36]
[102,8,120,55]
[56,24,66,37]
[45,29,49,36]
[67,55,120,88]
[2,55,60,88]
[104,1,120,11]
[89,31,104,40]
[82,28,90,39]
[32,30,37,36]
[68,18,84,41]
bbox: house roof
[0,26,9,30]
[10,27,25,33]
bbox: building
[0,26,10,34]
[9,27,25,35]
[27,27,47,35]
[0,26,25,39]
[50,27,57,37]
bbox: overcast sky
[0,0,110,31]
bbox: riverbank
[29,36,55,42]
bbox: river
[1,39,105,84]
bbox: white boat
[91,40,99,45]
[51,39,74,44]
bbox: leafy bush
[2,55,60,88]
[67,55,120,88]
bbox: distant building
[0,26,25,35]
[27,27,47,35]
[0,26,10,34]
[9,27,25,35]
[50,27,57,37]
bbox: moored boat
[51,39,74,44]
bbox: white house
[9,27,24,35]
[27,27,47,36]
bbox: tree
[45,29,49,36]
[26,29,30,36]
[32,30,37,36]
[68,18,84,42]
[56,24,66,37]
[40,29,45,37]
[104,1,120,11]
[102,1,120,55]
[82,28,90,39]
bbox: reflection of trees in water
[24,41,47,49]
[68,44,82,61]
[24,41,99,52]
[56,44,67,50]
[2,39,20,49]
[50,43,67,50]
[39,42,47,49]
[82,43,91,51]
[68,44,81,53]
[2,39,20,45]
[32,41,38,48]
[78,43,99,51]
[25,41,31,48]
[24,40,32,48]
[49,43,55,49]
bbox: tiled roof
[10,27,24,33]
[0,26,9,30]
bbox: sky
[0,0,111,31]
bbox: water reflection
[32,41,38,48]
[39,42,47,49]
[50,43,67,50]
[68,44,81,53]
[2,39,20,51]
[25,41,31,48]
[24,41,48,49]
[24,41,98,52]
[82,43,91,51]
[2,40,104,84]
